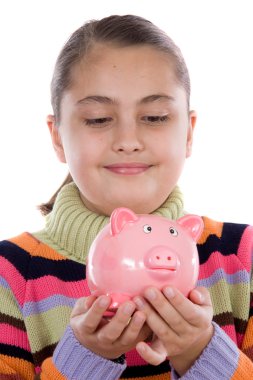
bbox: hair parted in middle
[39,14,191,215]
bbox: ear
[110,207,138,236]
[186,110,197,158]
[47,115,66,163]
[177,214,204,242]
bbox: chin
[109,199,158,215]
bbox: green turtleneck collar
[33,182,184,264]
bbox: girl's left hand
[133,286,214,376]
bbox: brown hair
[39,14,191,215]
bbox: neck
[33,182,184,264]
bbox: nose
[112,121,144,153]
[144,246,179,271]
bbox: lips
[104,163,152,175]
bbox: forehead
[83,43,172,66]
[65,44,187,106]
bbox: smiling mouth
[104,163,152,175]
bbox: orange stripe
[121,373,171,380]
[198,217,223,244]
[241,317,253,351]
[40,358,67,380]
[231,352,253,379]
[9,233,66,261]
[0,354,34,379]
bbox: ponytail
[38,173,73,215]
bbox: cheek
[169,135,188,162]
[63,134,96,169]
[153,127,187,157]
[158,141,186,165]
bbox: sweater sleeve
[170,221,253,379]
[0,244,126,380]
[170,322,253,379]
[0,248,35,379]
[171,224,253,380]
[41,325,126,380]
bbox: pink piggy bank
[87,208,204,310]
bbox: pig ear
[110,207,139,236]
[177,214,204,242]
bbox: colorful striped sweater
[0,183,253,379]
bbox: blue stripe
[23,294,76,317]
[0,275,10,289]
[197,268,250,288]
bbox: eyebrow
[75,94,175,106]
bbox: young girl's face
[48,44,196,216]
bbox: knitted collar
[33,182,184,264]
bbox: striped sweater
[0,183,253,379]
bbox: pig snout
[144,246,179,271]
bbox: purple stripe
[197,268,249,288]
[53,326,126,380]
[171,322,239,379]
[23,294,76,317]
[0,275,10,289]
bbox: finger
[141,287,208,335]
[136,341,167,366]
[143,287,189,333]
[80,295,111,333]
[119,311,147,346]
[189,286,212,306]
[97,301,136,343]
[162,286,213,328]
[71,295,97,318]
[134,295,177,341]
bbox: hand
[70,294,151,359]
[134,286,214,376]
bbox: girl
[0,14,252,380]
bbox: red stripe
[0,257,26,306]
[25,276,89,302]
[237,226,253,269]
[0,323,31,351]
[199,251,250,280]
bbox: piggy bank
[87,208,203,310]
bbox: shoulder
[0,233,34,269]
[0,232,67,280]
[197,217,253,268]
[0,233,35,304]
[0,232,69,261]
[0,233,85,301]
[198,217,252,244]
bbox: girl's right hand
[70,295,151,359]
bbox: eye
[143,224,152,233]
[85,117,112,127]
[169,227,178,236]
[142,115,169,124]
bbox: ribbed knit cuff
[53,325,126,380]
[171,322,239,379]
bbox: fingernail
[145,288,157,300]
[164,287,175,299]
[123,303,135,315]
[99,296,110,308]
[137,342,146,353]
[133,312,145,325]
[195,290,204,303]
[134,296,145,309]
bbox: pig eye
[169,227,178,236]
[143,224,152,233]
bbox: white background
[0,0,252,240]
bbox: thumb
[189,286,212,306]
